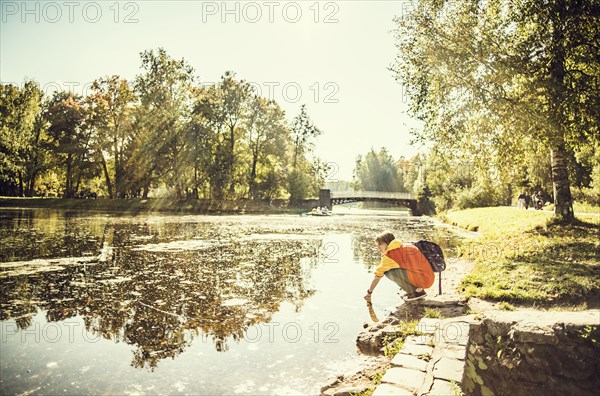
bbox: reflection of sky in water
[0,209,464,395]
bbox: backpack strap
[438,271,443,295]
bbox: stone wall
[464,310,600,396]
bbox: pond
[0,207,464,395]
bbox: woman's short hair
[375,231,395,245]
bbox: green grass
[350,369,386,396]
[546,202,600,215]
[498,302,516,311]
[382,320,421,357]
[423,307,442,318]
[450,381,465,396]
[354,321,422,396]
[444,207,600,306]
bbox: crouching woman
[364,231,434,302]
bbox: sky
[0,0,425,180]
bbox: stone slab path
[373,315,477,396]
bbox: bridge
[319,189,421,215]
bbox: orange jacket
[374,240,435,289]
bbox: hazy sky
[1,0,424,180]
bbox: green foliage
[415,183,436,215]
[370,370,385,386]
[133,48,195,199]
[290,104,321,169]
[392,0,599,222]
[0,82,48,196]
[86,75,137,198]
[1,48,326,201]
[245,96,289,199]
[287,169,310,201]
[454,185,501,210]
[45,91,92,198]
[571,187,600,206]
[578,325,600,348]
[353,148,407,192]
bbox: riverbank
[0,197,315,215]
[441,206,600,308]
[321,255,476,396]
[321,206,599,395]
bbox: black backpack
[412,240,446,295]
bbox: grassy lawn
[441,207,600,306]
[546,202,600,215]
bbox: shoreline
[0,197,314,215]
[321,206,599,395]
[321,252,476,395]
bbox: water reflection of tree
[352,234,380,268]
[0,233,319,370]
[0,210,101,261]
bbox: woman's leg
[384,268,416,294]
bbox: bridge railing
[330,191,415,200]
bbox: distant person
[364,231,434,302]
[518,192,526,209]
[524,192,531,210]
[535,191,544,210]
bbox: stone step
[380,367,426,393]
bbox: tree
[392,0,600,223]
[45,92,91,198]
[190,73,253,199]
[353,148,406,192]
[290,104,321,169]
[287,105,322,201]
[190,83,230,199]
[133,48,194,199]
[219,72,253,197]
[245,96,288,199]
[86,76,137,198]
[0,82,46,196]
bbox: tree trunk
[18,171,24,197]
[75,168,83,196]
[228,126,236,197]
[249,148,259,200]
[249,165,257,200]
[293,144,299,169]
[99,150,114,198]
[114,136,122,198]
[27,170,39,197]
[550,145,574,223]
[193,158,200,199]
[546,2,574,223]
[65,154,73,198]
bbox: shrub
[455,185,499,209]
[571,187,600,206]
